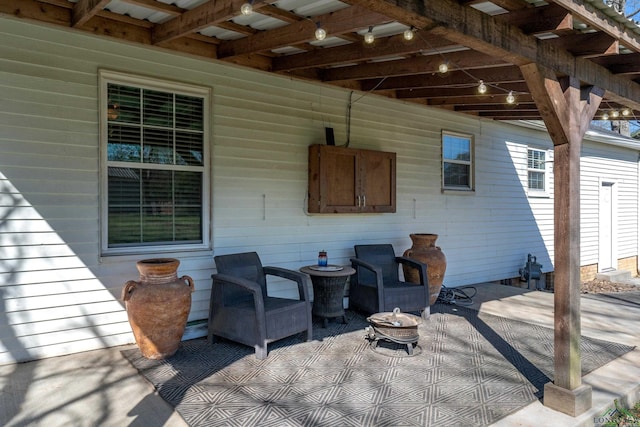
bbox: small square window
[527,148,546,192]
[442,131,474,191]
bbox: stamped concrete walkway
[1,282,638,427]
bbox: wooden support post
[520,63,603,416]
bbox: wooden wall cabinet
[308,144,396,214]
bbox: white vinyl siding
[1,16,639,365]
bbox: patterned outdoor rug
[123,304,634,427]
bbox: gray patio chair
[350,244,430,319]
[208,252,313,359]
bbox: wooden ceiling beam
[348,0,640,110]
[548,0,640,52]
[544,32,618,58]
[272,33,458,71]
[72,0,109,27]
[396,82,531,98]
[119,0,184,16]
[323,49,509,81]
[481,111,544,119]
[361,66,524,91]
[257,4,303,23]
[590,52,640,75]
[454,103,538,112]
[496,3,573,35]
[152,0,276,45]
[217,7,390,58]
[427,93,535,105]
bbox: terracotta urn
[402,234,447,306]
[122,258,194,359]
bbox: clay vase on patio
[402,234,447,306]
[122,258,194,360]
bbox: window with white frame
[442,131,474,191]
[100,71,210,255]
[527,148,546,192]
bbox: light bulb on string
[403,27,415,41]
[364,27,375,44]
[478,80,487,94]
[602,112,610,120]
[314,22,326,41]
[611,110,620,118]
[438,61,449,74]
[506,91,516,105]
[240,0,253,15]
[622,108,631,116]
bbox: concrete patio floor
[1,281,639,427]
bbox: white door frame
[598,179,618,272]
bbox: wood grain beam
[323,49,509,81]
[520,66,601,415]
[454,103,537,111]
[544,32,618,58]
[71,0,109,27]
[520,63,603,145]
[427,93,535,105]
[548,0,640,52]
[272,33,458,71]
[396,82,530,98]
[217,7,390,58]
[152,0,275,45]
[361,66,524,91]
[496,3,573,35]
[348,0,640,109]
[590,52,640,78]
[119,0,184,16]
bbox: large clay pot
[122,258,194,359]
[402,234,447,306]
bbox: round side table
[300,265,356,328]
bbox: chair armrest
[350,258,382,276]
[211,273,267,318]
[350,257,384,289]
[263,266,312,301]
[396,257,429,286]
[212,273,263,294]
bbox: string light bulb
[438,61,449,74]
[314,22,326,41]
[240,0,253,15]
[506,91,516,105]
[364,27,375,44]
[478,80,487,94]
[622,108,631,116]
[611,110,620,118]
[602,112,610,120]
[403,27,415,41]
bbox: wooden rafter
[4,0,640,119]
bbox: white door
[598,182,616,271]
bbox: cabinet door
[308,145,359,213]
[360,149,396,213]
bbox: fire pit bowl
[366,308,422,356]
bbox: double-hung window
[442,131,474,191]
[527,148,547,194]
[100,71,210,255]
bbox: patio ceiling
[6,0,640,121]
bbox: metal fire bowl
[366,309,421,342]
